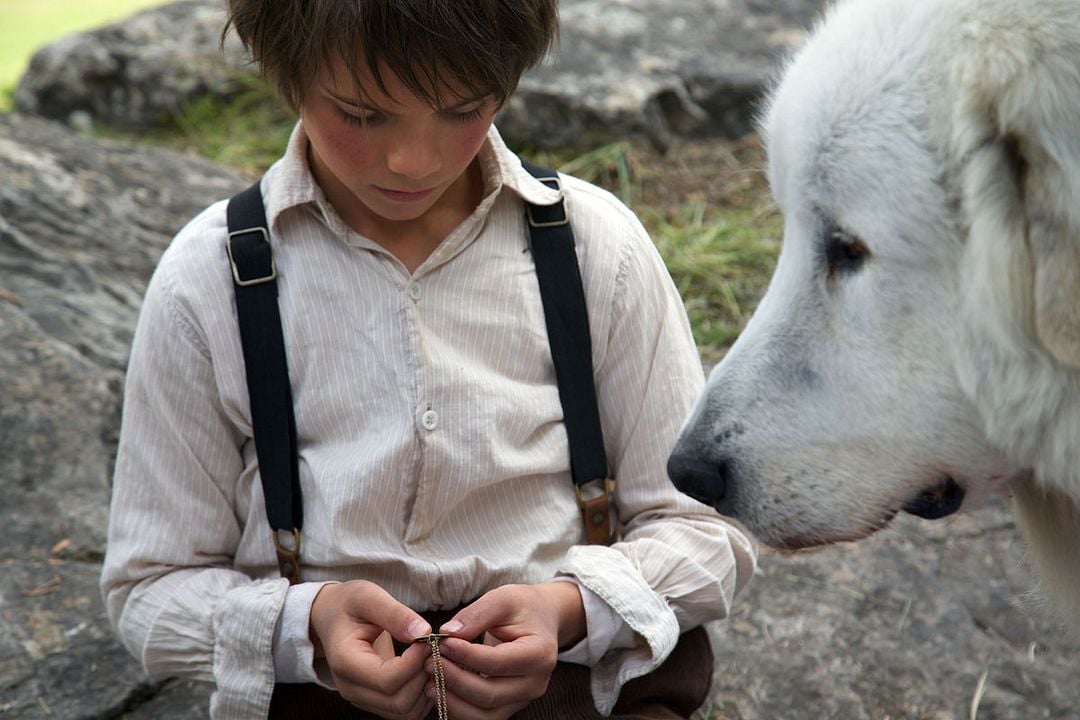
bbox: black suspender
[519,160,613,545]
[226,162,614,584]
[226,183,303,584]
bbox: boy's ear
[952,18,1080,367]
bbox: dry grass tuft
[535,138,781,363]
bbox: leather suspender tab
[274,529,302,586]
[577,478,616,545]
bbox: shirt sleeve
[100,250,286,719]
[555,204,758,714]
[554,579,638,666]
[273,581,339,684]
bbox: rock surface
[1,110,1077,718]
[12,0,829,150]
[2,3,1078,715]
[499,0,830,150]
[706,507,1080,720]
[0,112,244,718]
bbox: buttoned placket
[408,276,437,435]
[403,267,445,543]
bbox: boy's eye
[332,99,489,129]
[447,106,485,123]
[338,108,381,128]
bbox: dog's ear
[951,18,1080,368]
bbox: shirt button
[408,281,423,301]
[421,409,439,430]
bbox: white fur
[673,0,1080,625]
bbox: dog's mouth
[901,477,965,520]
[762,477,967,552]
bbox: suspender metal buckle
[227,227,278,286]
[576,477,616,545]
[526,176,570,228]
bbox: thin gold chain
[418,633,449,720]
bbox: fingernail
[440,619,464,634]
[409,619,431,638]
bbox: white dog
[668,0,1080,626]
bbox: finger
[430,655,549,712]
[331,639,429,692]
[439,634,554,678]
[373,629,395,659]
[437,672,532,720]
[397,670,437,720]
[404,688,435,720]
[339,582,432,643]
[337,662,431,718]
[440,592,517,642]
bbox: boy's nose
[386,134,442,180]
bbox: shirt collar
[261,121,564,236]
[261,122,343,235]
[480,125,564,207]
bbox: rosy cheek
[451,122,494,162]
[323,125,372,160]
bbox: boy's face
[300,56,499,231]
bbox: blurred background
[0,2,1076,719]
[0,2,162,96]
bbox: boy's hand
[431,581,586,719]
[309,580,435,720]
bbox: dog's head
[668,0,1080,549]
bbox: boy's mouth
[376,186,436,203]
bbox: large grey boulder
[12,0,250,132]
[2,111,1078,718]
[12,0,828,149]
[0,112,243,718]
[499,0,830,150]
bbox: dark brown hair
[225,0,559,111]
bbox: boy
[101,2,756,718]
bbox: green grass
[531,141,780,361]
[649,203,780,362]
[0,0,166,109]
[98,74,297,175]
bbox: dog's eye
[824,226,870,276]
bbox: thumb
[438,590,511,640]
[344,581,432,643]
[389,605,432,644]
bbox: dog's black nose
[666,450,727,508]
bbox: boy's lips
[375,185,436,203]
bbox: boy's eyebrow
[323,88,488,113]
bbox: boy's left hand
[431,581,586,719]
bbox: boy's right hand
[309,580,435,720]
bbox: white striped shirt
[101,123,756,718]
